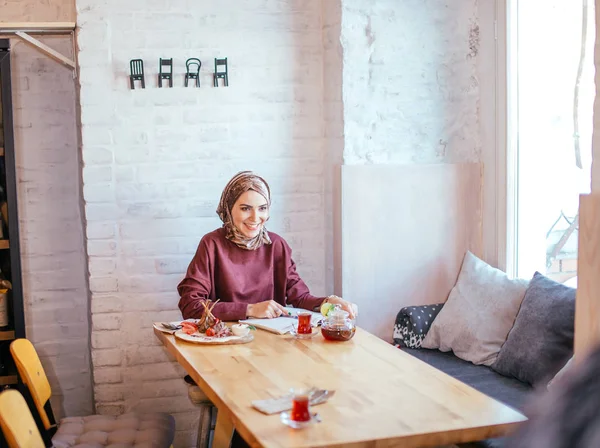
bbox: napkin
[251,389,335,415]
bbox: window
[507,0,595,283]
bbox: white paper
[239,306,322,335]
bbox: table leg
[212,408,234,448]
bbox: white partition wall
[575,194,600,361]
[341,164,483,341]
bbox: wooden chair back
[10,339,55,430]
[0,389,45,448]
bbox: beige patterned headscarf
[216,171,272,250]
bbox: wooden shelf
[0,330,14,341]
[0,240,8,250]
[0,22,76,32]
[0,375,17,386]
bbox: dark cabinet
[0,39,25,388]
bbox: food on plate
[191,300,234,338]
[231,323,250,337]
[210,320,233,337]
[197,300,220,332]
[180,321,199,335]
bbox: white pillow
[422,251,529,366]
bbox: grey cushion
[491,272,575,386]
[403,348,532,412]
[404,348,533,448]
[422,251,529,366]
[52,412,175,448]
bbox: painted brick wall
[0,0,75,22]
[340,0,481,164]
[76,1,327,445]
[9,36,93,419]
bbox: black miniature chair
[213,57,228,87]
[129,59,145,89]
[158,58,173,88]
[185,58,201,87]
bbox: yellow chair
[0,389,45,448]
[10,339,176,448]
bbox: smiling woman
[177,171,356,322]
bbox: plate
[174,329,254,345]
[280,411,321,429]
[289,326,320,339]
[153,320,200,334]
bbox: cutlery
[160,322,182,331]
[309,389,334,405]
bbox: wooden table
[154,327,527,448]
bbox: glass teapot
[320,306,356,341]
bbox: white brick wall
[76,1,327,445]
[10,36,93,419]
[340,0,481,164]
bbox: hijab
[216,171,272,250]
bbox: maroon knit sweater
[177,228,325,321]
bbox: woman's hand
[325,295,358,319]
[246,300,290,319]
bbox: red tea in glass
[290,391,311,422]
[297,312,312,335]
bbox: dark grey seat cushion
[403,348,533,448]
[403,348,533,411]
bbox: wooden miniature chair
[0,389,45,448]
[10,339,176,448]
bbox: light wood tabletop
[154,327,527,448]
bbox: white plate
[174,329,254,345]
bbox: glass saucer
[289,326,320,339]
[280,411,321,429]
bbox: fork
[309,389,334,405]
[160,322,182,331]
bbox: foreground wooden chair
[0,389,45,448]
[10,338,175,448]
[185,374,216,447]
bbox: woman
[178,171,356,321]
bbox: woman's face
[231,190,269,238]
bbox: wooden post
[574,194,600,361]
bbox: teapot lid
[328,306,349,321]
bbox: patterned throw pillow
[393,304,444,349]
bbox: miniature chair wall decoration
[158,58,173,88]
[185,58,202,87]
[129,58,145,89]
[10,339,176,448]
[0,389,45,448]
[213,57,229,87]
